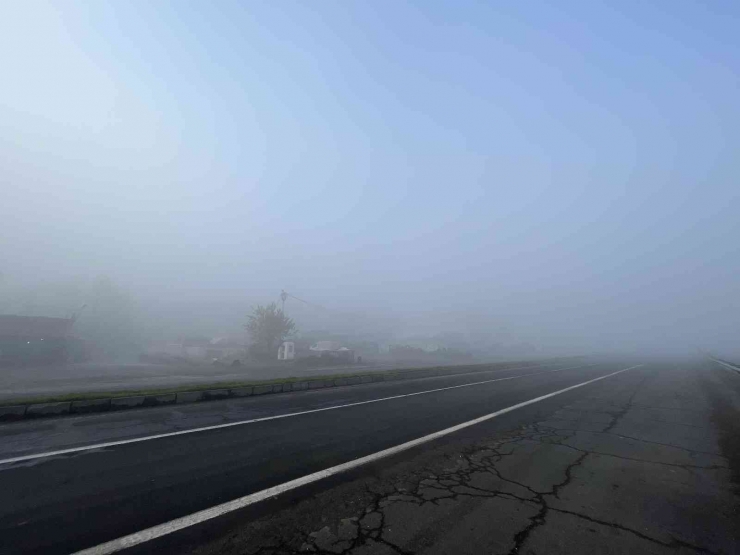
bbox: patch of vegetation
[0,358,567,407]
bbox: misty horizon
[1,1,738,358]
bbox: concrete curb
[0,358,574,423]
[71,398,112,414]
[26,402,71,417]
[0,405,27,419]
[111,396,146,409]
[176,391,204,404]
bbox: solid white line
[710,358,740,374]
[0,362,592,465]
[72,364,643,555]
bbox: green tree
[245,302,296,359]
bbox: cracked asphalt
[1,358,738,555]
[187,360,740,555]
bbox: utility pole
[280,290,288,313]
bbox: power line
[281,290,331,312]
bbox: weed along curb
[0,358,575,423]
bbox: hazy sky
[1,1,738,353]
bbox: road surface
[0,357,738,555]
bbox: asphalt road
[1,358,738,555]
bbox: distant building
[0,315,75,365]
[309,340,355,361]
[310,340,343,352]
[145,336,246,363]
[206,337,246,361]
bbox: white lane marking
[710,358,740,374]
[72,364,644,555]
[0,362,591,465]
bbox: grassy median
[0,363,488,406]
[0,371,381,406]
[0,358,570,407]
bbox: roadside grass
[0,362,496,406]
[0,372,379,407]
[0,358,570,407]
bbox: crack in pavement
[194,367,733,555]
[535,426,726,458]
[291,420,718,555]
[549,507,720,554]
[628,404,710,414]
[523,430,729,470]
[505,449,590,555]
[616,418,715,431]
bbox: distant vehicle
[310,341,355,362]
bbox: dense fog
[1,2,738,363]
